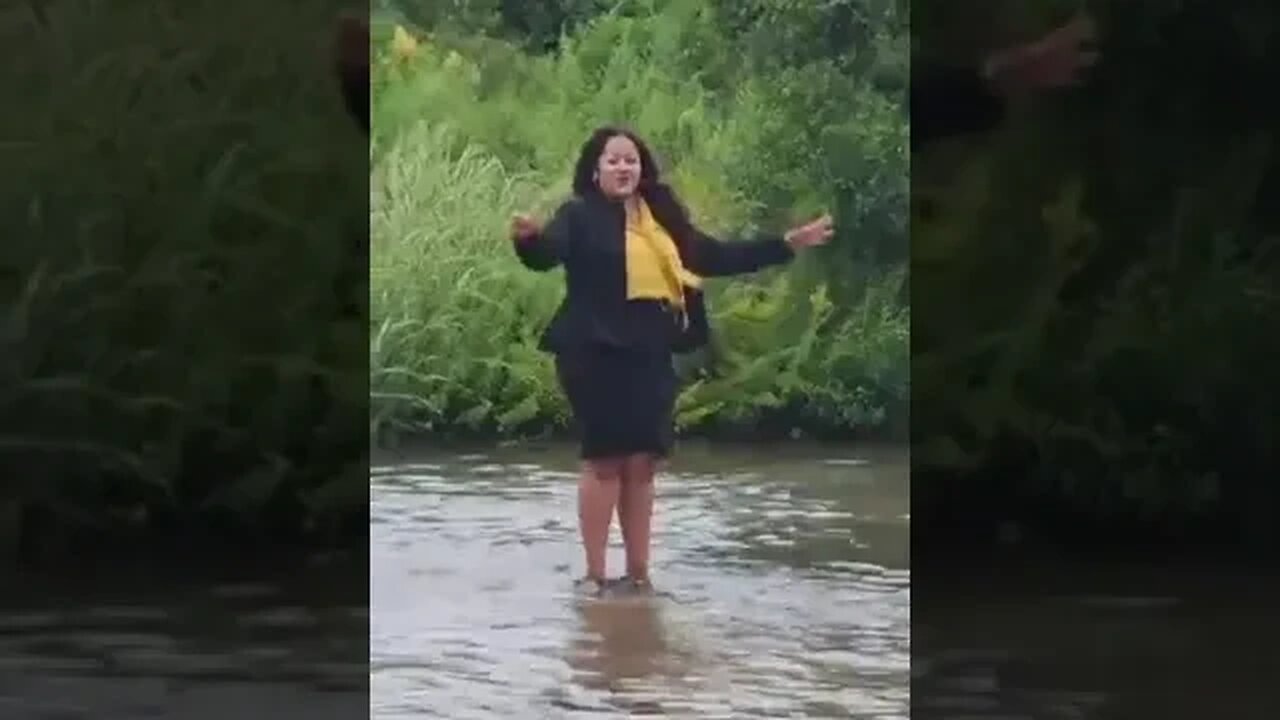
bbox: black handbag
[670,285,710,354]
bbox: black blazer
[515,191,795,354]
[912,63,1006,148]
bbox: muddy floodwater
[0,563,367,719]
[371,441,911,719]
[5,440,1277,718]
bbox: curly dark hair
[570,125,698,255]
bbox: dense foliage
[370,0,910,444]
[2,1,368,561]
[913,0,1280,548]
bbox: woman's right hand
[511,213,541,242]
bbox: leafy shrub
[370,4,909,444]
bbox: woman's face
[595,135,642,198]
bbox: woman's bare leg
[579,459,623,581]
[617,453,657,582]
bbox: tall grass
[911,0,1280,543]
[2,1,368,557]
[370,7,909,444]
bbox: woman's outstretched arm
[684,214,833,278]
[683,231,795,278]
[512,200,578,271]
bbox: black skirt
[555,342,677,460]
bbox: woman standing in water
[511,126,833,594]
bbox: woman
[510,126,833,594]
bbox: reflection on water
[370,440,911,719]
[0,566,367,718]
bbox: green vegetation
[2,1,368,562]
[370,0,910,445]
[913,0,1280,548]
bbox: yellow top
[624,198,702,310]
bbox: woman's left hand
[983,13,1099,95]
[784,214,835,250]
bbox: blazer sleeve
[514,199,576,271]
[684,228,795,278]
[911,62,1006,148]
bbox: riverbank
[371,435,908,470]
[372,410,904,452]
